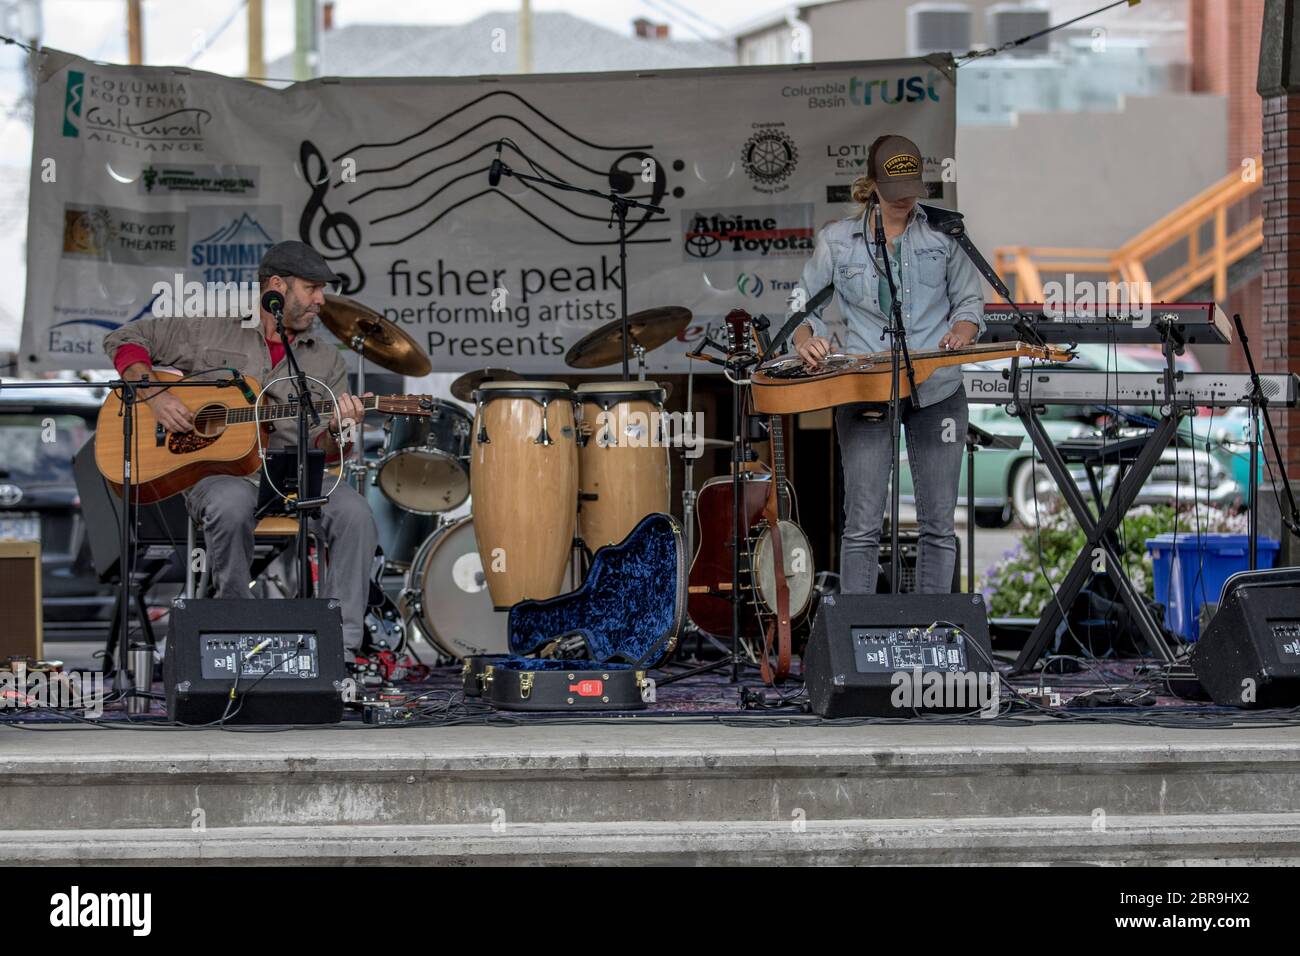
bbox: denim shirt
[791,204,985,408]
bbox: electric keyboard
[964,370,1300,408]
[982,302,1231,345]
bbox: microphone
[608,168,635,193]
[261,290,285,317]
[488,140,504,187]
[229,372,257,404]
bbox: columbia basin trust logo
[63,70,84,137]
[741,123,798,194]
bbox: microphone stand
[269,303,327,597]
[1233,313,1300,562]
[492,156,663,382]
[873,201,920,593]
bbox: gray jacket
[104,316,347,450]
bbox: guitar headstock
[376,394,435,416]
[1020,342,1077,364]
[724,308,755,354]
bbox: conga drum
[574,381,670,550]
[470,381,577,610]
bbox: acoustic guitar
[95,370,432,502]
[751,341,1075,415]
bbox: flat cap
[259,240,340,284]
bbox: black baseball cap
[259,240,340,285]
[872,135,929,201]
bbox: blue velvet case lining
[506,512,684,667]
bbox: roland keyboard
[982,302,1231,345]
[964,370,1300,408]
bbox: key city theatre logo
[741,123,798,194]
[683,204,814,261]
[62,69,211,152]
[62,204,186,267]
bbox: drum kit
[318,295,693,661]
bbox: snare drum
[400,517,509,659]
[470,381,577,610]
[574,381,670,550]
[376,399,472,514]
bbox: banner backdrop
[20,49,956,375]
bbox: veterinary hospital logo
[49,886,151,936]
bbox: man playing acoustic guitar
[104,241,380,651]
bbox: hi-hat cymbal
[320,294,432,377]
[564,307,692,369]
[450,367,523,402]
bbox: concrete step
[4,814,1299,866]
[4,725,1300,832]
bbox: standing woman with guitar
[790,135,984,594]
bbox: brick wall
[1189,0,1266,170]
[1260,91,1300,474]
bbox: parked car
[0,379,115,636]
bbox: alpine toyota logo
[741,124,798,194]
[737,273,764,296]
[0,484,22,507]
[682,204,815,262]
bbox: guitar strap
[760,282,835,363]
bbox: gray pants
[835,386,968,594]
[186,475,379,649]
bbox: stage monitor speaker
[0,540,43,659]
[804,592,994,718]
[876,534,962,594]
[72,436,190,582]
[1190,568,1300,709]
[164,597,346,725]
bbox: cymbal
[564,307,692,369]
[320,294,432,377]
[449,367,523,402]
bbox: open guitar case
[479,512,686,711]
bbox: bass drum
[401,516,510,660]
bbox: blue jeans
[835,386,968,594]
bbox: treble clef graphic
[298,140,365,294]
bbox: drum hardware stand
[343,328,375,493]
[1233,313,1300,568]
[490,145,664,382]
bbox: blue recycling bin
[1145,534,1280,642]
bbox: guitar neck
[768,412,789,521]
[222,394,382,426]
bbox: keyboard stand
[1010,324,1186,675]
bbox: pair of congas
[469,380,670,611]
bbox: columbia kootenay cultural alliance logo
[63,70,84,137]
[741,126,798,193]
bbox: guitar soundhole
[192,404,227,439]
